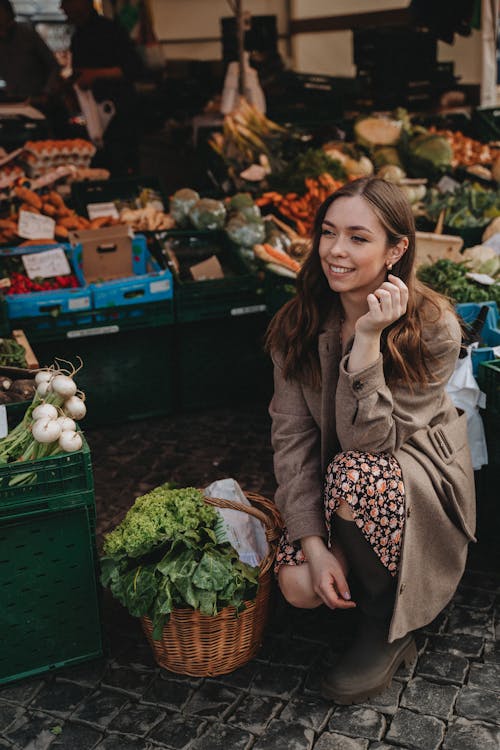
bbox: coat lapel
[318,316,342,470]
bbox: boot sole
[321,636,418,705]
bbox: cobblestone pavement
[1,400,499,750]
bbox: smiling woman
[264,176,476,705]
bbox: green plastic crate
[30,303,175,427]
[0,433,93,512]
[159,231,266,323]
[478,359,500,418]
[175,312,272,410]
[0,491,102,685]
[264,269,296,316]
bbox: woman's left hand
[355,274,409,336]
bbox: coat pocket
[441,477,477,542]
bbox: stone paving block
[49,721,103,749]
[4,710,61,750]
[385,708,445,750]
[443,717,500,750]
[279,694,333,731]
[359,680,403,716]
[453,587,496,611]
[250,663,304,698]
[29,680,91,718]
[401,677,458,719]
[107,700,165,736]
[56,658,107,687]
[460,571,500,593]
[182,681,240,720]
[446,608,495,639]
[101,665,156,697]
[422,612,448,636]
[0,701,24,732]
[484,640,500,663]
[468,662,500,693]
[416,651,469,685]
[314,732,369,749]
[369,744,401,749]
[265,637,323,669]
[146,710,205,749]
[328,706,386,742]
[216,662,258,690]
[0,738,11,748]
[141,674,192,710]
[251,718,315,750]
[191,723,254,750]
[0,678,45,706]
[427,633,484,658]
[455,685,500,724]
[226,694,282,734]
[71,688,129,728]
[94,735,153,750]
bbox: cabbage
[407,134,453,179]
[170,188,200,227]
[225,214,266,247]
[188,198,226,231]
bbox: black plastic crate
[471,107,500,143]
[71,175,169,218]
[158,231,266,323]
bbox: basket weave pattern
[140,490,282,677]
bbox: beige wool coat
[270,307,476,642]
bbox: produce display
[417,258,500,306]
[421,182,500,229]
[0,253,79,295]
[23,139,96,175]
[0,360,86,470]
[100,485,259,638]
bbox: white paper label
[465,272,498,286]
[87,202,120,220]
[22,247,71,280]
[68,295,91,311]
[230,304,267,316]
[67,325,119,338]
[149,279,170,294]
[18,210,55,240]
[0,405,7,439]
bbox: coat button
[406,506,411,519]
[353,380,363,391]
[399,583,406,595]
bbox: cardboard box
[11,329,39,369]
[69,225,133,283]
[415,231,464,268]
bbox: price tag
[18,210,55,240]
[87,202,119,220]
[22,247,71,279]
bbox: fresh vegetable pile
[421,182,500,229]
[100,485,260,639]
[0,359,87,471]
[417,258,500,305]
[0,253,79,295]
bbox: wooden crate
[415,231,464,268]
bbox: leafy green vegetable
[269,148,346,194]
[422,182,500,229]
[417,259,500,305]
[101,485,260,639]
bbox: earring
[387,262,393,270]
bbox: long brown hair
[265,177,455,390]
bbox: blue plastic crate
[70,234,171,309]
[456,302,500,375]
[0,243,92,320]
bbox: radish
[36,381,52,397]
[31,418,62,444]
[63,396,86,420]
[32,403,58,421]
[59,430,83,452]
[56,416,76,432]
[51,374,77,399]
[34,370,52,386]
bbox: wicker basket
[140,490,282,677]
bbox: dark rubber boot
[321,517,417,704]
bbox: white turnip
[31,418,62,444]
[58,430,83,452]
[63,396,86,421]
[32,403,58,421]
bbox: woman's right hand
[301,536,356,610]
